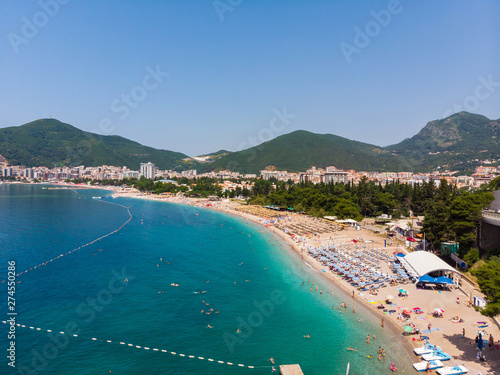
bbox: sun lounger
[436,365,468,375]
[413,360,443,371]
[422,351,451,361]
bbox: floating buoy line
[1,199,133,283]
[0,321,273,370]
[1,197,276,371]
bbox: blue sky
[1,0,499,156]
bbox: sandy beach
[55,183,500,374]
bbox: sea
[0,184,414,375]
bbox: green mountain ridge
[1,112,499,173]
[0,119,195,170]
[388,112,500,171]
[202,130,401,174]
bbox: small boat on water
[436,365,468,375]
[413,360,443,371]
[422,350,451,362]
[92,196,102,200]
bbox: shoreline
[109,191,418,368]
[30,183,500,373]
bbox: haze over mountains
[0,112,498,174]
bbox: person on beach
[353,290,355,298]
[345,302,348,309]
[489,334,494,351]
[353,307,355,314]
[381,318,384,328]
[341,302,344,308]
[390,363,397,372]
[462,328,465,338]
[382,349,386,357]
[366,335,370,344]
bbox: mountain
[0,119,195,170]
[387,112,500,171]
[1,112,498,173]
[202,130,401,174]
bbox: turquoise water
[0,185,413,374]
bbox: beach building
[399,251,460,281]
[122,170,140,179]
[140,162,156,179]
[2,167,12,177]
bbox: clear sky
[1,0,499,156]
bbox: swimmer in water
[347,347,358,351]
[304,334,310,338]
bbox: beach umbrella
[434,308,444,313]
[403,309,412,314]
[403,325,413,333]
[413,307,421,311]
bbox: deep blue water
[0,184,413,374]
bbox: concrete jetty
[280,364,304,375]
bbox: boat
[422,351,451,361]
[436,365,468,375]
[92,196,102,200]
[414,343,441,355]
[413,360,443,371]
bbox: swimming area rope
[1,199,132,283]
[1,321,274,370]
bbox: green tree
[463,248,480,266]
[489,176,500,190]
[472,260,500,317]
